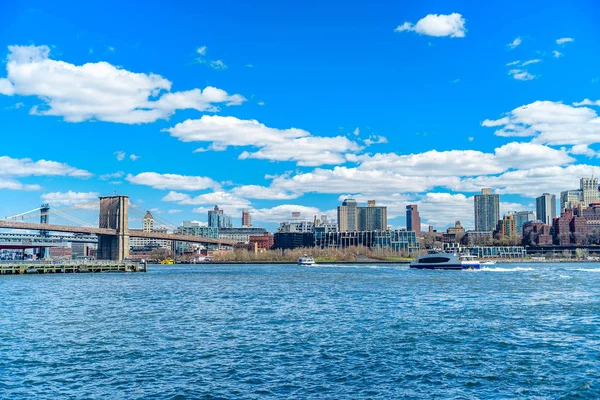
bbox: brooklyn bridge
[0,195,233,261]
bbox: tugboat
[410,252,480,270]
[298,255,316,266]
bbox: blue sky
[1,1,599,231]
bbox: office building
[337,199,358,232]
[474,188,500,232]
[173,221,219,255]
[208,205,232,229]
[581,177,599,206]
[129,211,172,250]
[536,193,556,225]
[218,227,267,244]
[277,221,314,233]
[359,200,387,231]
[496,215,516,238]
[241,209,252,228]
[406,205,420,232]
[513,211,536,233]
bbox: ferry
[410,252,481,270]
[298,255,316,266]
[161,258,175,265]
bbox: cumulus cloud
[508,69,535,81]
[556,37,574,45]
[507,37,522,49]
[165,115,362,166]
[0,45,245,124]
[482,100,600,145]
[553,50,563,58]
[114,151,126,161]
[41,191,99,206]
[394,13,466,38]
[126,172,219,191]
[162,191,251,214]
[251,204,323,223]
[0,178,41,191]
[99,171,124,180]
[0,155,92,178]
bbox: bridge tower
[97,195,129,261]
[39,203,50,258]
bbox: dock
[0,260,147,275]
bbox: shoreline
[171,259,600,265]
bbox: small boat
[298,255,316,266]
[410,253,480,270]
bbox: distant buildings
[474,188,499,232]
[406,205,420,232]
[552,209,587,246]
[129,211,171,250]
[496,214,516,239]
[513,211,536,232]
[337,198,358,232]
[208,205,232,229]
[173,220,219,255]
[249,233,274,250]
[337,199,387,232]
[219,227,267,244]
[560,177,599,211]
[277,221,314,233]
[522,221,552,246]
[241,208,252,228]
[535,193,556,225]
[314,230,418,253]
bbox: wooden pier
[0,261,147,275]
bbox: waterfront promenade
[0,260,146,275]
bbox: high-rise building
[208,205,232,229]
[560,189,583,211]
[337,198,358,232]
[513,211,536,232]
[173,221,219,255]
[241,208,252,227]
[406,205,420,232]
[142,211,155,232]
[359,200,387,231]
[496,214,516,238]
[535,193,556,225]
[581,177,599,206]
[474,188,500,232]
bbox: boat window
[418,257,450,263]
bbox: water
[1,263,600,399]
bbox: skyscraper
[406,205,420,232]
[208,205,233,229]
[474,188,499,232]
[359,200,387,231]
[241,208,252,227]
[142,211,155,232]
[536,193,556,225]
[337,198,358,232]
[581,177,599,206]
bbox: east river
[1,263,599,399]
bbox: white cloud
[114,151,126,161]
[521,59,541,66]
[196,46,207,56]
[0,178,41,191]
[167,209,183,214]
[0,155,92,178]
[363,135,388,146]
[570,144,597,157]
[468,136,474,142]
[508,69,535,81]
[129,154,140,161]
[507,37,522,49]
[41,191,99,206]
[573,99,600,107]
[165,115,362,166]
[210,60,227,70]
[0,45,245,124]
[556,37,574,45]
[553,50,563,58]
[0,78,14,95]
[483,100,600,145]
[231,185,300,200]
[353,128,360,136]
[258,101,265,106]
[99,171,124,180]
[506,60,521,66]
[251,204,322,223]
[162,190,251,214]
[126,172,219,191]
[395,13,466,38]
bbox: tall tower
[242,209,252,227]
[142,211,155,232]
[406,205,420,232]
[536,193,556,225]
[98,195,129,261]
[474,188,500,232]
[580,177,599,206]
[337,199,358,232]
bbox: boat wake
[480,267,535,272]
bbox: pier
[0,260,147,275]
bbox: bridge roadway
[0,221,235,247]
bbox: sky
[1,0,599,232]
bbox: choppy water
[1,263,600,399]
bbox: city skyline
[1,2,600,232]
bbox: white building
[129,211,172,249]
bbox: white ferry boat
[410,252,481,270]
[298,255,316,266]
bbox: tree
[149,248,173,261]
